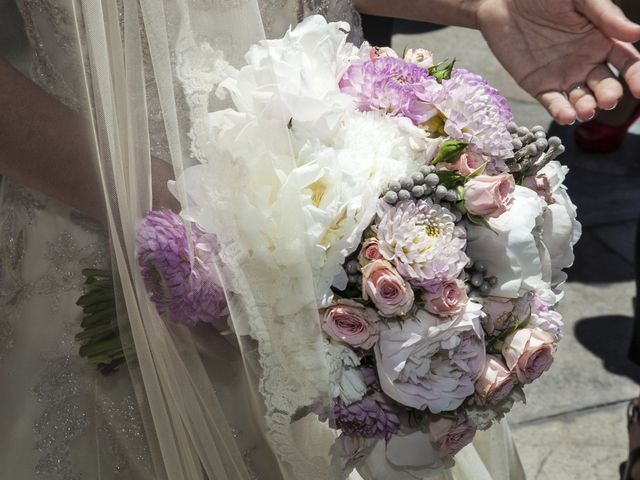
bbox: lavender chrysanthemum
[136,210,226,326]
[376,199,468,287]
[339,57,442,124]
[437,69,514,169]
[333,392,400,441]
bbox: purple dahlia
[331,367,400,440]
[339,57,442,124]
[437,68,514,168]
[136,210,226,326]
[333,391,400,441]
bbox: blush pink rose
[322,299,380,350]
[482,297,515,335]
[463,173,515,218]
[502,328,556,384]
[422,279,468,316]
[427,414,477,456]
[438,152,484,176]
[523,174,554,204]
[475,355,518,404]
[362,260,415,317]
[358,237,383,265]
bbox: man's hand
[477,0,640,124]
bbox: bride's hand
[477,0,640,124]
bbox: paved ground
[2,6,639,479]
[393,25,640,480]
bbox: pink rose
[362,260,414,317]
[522,174,554,204]
[427,414,477,456]
[463,174,515,218]
[475,355,518,404]
[422,279,468,316]
[322,299,380,350]
[358,237,383,265]
[438,152,484,176]
[403,48,434,69]
[482,297,515,335]
[502,328,556,384]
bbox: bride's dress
[0,1,524,479]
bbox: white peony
[466,186,550,298]
[178,16,437,307]
[538,161,582,286]
[292,111,436,300]
[216,15,369,141]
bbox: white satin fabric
[0,0,525,479]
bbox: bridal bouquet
[132,16,580,478]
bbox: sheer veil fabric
[67,1,525,479]
[74,1,341,478]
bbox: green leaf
[428,58,456,82]
[466,162,487,179]
[436,170,465,189]
[81,268,112,278]
[74,322,119,341]
[486,338,505,354]
[80,308,116,328]
[79,336,123,358]
[76,290,116,307]
[82,301,115,314]
[432,140,469,165]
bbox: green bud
[428,58,456,83]
[432,140,469,165]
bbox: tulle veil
[70,0,343,478]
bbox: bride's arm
[0,57,177,220]
[355,0,640,125]
[355,0,482,29]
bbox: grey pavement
[394,26,640,480]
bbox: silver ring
[566,82,588,96]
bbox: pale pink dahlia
[437,69,514,169]
[136,210,226,326]
[375,199,468,287]
[339,57,443,124]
